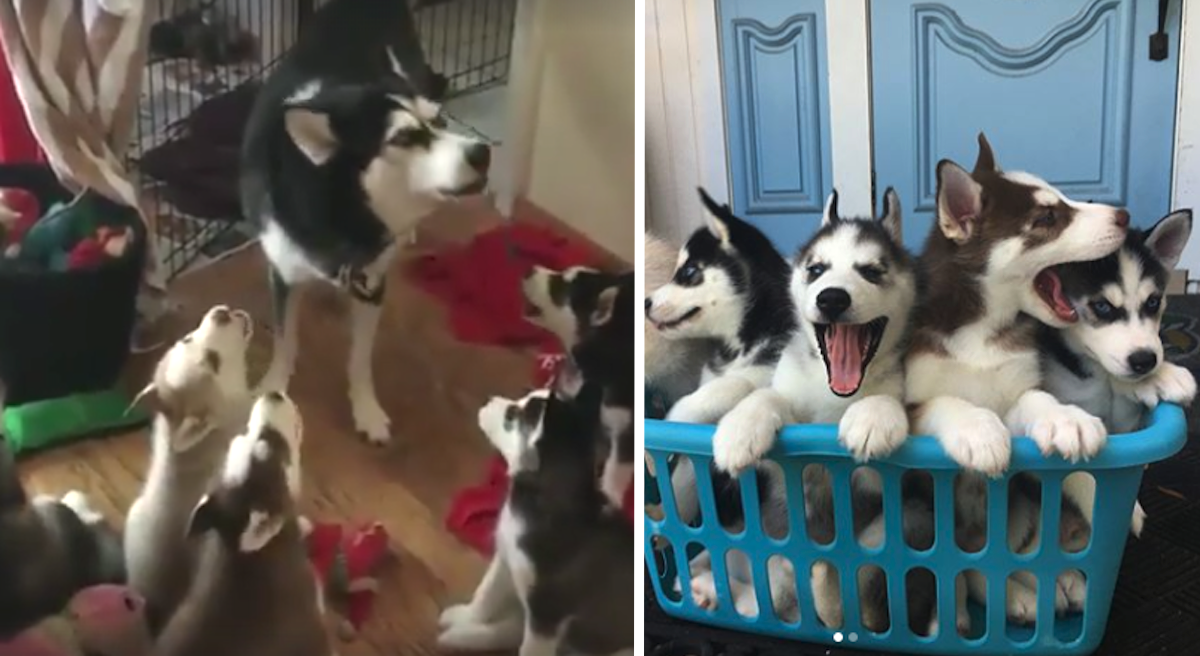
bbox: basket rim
[644,402,1187,471]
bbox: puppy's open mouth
[653,307,701,331]
[523,298,543,319]
[1034,268,1078,323]
[440,177,488,198]
[815,317,888,397]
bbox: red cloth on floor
[0,40,44,163]
[407,222,602,349]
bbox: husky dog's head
[793,189,917,396]
[931,134,1129,328]
[478,377,602,477]
[282,59,490,219]
[131,305,254,447]
[478,388,551,474]
[521,266,631,351]
[187,391,304,553]
[1052,210,1192,380]
[646,188,791,340]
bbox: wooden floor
[16,199,620,655]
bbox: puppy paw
[60,490,104,525]
[939,408,1011,477]
[439,603,474,628]
[351,392,392,446]
[1131,501,1147,537]
[437,621,517,652]
[1057,570,1087,614]
[1006,589,1038,625]
[839,396,908,462]
[1147,362,1197,407]
[665,392,710,424]
[712,403,780,475]
[690,572,720,611]
[1028,405,1107,462]
[733,588,760,618]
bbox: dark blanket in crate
[645,295,1200,656]
[137,82,259,222]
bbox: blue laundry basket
[644,403,1188,655]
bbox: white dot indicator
[833,632,843,642]
[849,632,859,642]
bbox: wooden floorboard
[15,199,620,655]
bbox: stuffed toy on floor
[0,584,151,656]
[305,521,393,640]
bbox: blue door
[872,0,1183,247]
[718,0,833,254]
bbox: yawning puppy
[124,305,255,632]
[439,377,632,656]
[0,442,124,637]
[521,266,634,507]
[152,392,326,656]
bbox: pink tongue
[827,324,866,395]
[1036,269,1077,322]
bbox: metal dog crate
[128,0,517,279]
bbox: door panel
[718,0,833,253]
[871,0,1182,246]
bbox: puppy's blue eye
[1033,212,1056,228]
[676,264,702,286]
[1090,300,1115,317]
[807,263,827,278]
[1145,295,1162,312]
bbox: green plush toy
[13,196,98,269]
[0,585,152,656]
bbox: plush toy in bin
[0,584,152,656]
[305,520,393,640]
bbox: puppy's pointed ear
[386,46,408,81]
[822,190,840,227]
[974,132,997,174]
[126,383,161,416]
[591,286,620,327]
[186,494,221,539]
[238,511,285,553]
[879,187,902,241]
[696,187,734,247]
[552,358,585,399]
[283,83,372,165]
[936,160,982,244]
[1145,210,1193,272]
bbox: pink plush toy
[0,585,151,656]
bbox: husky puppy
[691,189,920,630]
[646,188,795,425]
[152,392,327,656]
[124,305,255,632]
[0,449,124,637]
[1040,210,1196,538]
[439,378,632,656]
[242,0,492,445]
[645,231,710,413]
[521,267,634,507]
[906,134,1129,476]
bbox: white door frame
[651,0,1200,280]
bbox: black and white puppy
[241,0,491,444]
[521,267,634,506]
[439,378,632,656]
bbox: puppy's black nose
[1127,349,1158,375]
[816,287,851,321]
[644,298,653,313]
[211,307,231,325]
[265,390,285,403]
[1115,209,1130,229]
[466,143,491,173]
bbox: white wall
[520,0,635,262]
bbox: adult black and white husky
[687,189,922,631]
[1039,209,1196,538]
[439,379,632,656]
[645,188,796,425]
[241,0,491,444]
[906,134,1129,476]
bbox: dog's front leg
[665,374,759,425]
[712,388,792,474]
[258,268,302,394]
[347,298,391,444]
[1115,361,1198,408]
[1005,390,1107,463]
[438,553,523,651]
[912,396,1011,476]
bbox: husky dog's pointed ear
[1145,209,1194,272]
[879,187,902,241]
[283,82,371,165]
[553,358,585,399]
[127,382,161,416]
[386,47,408,81]
[696,188,733,246]
[591,286,620,327]
[186,494,221,539]
[238,511,285,553]
[822,190,840,227]
[936,160,983,244]
[974,132,997,174]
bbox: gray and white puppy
[645,231,710,413]
[0,444,124,637]
[123,305,255,632]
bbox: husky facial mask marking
[520,266,624,350]
[1054,210,1193,380]
[794,189,915,397]
[933,134,1129,328]
[283,79,491,204]
[478,389,550,474]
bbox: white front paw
[437,622,517,652]
[733,588,759,617]
[939,408,1011,476]
[439,603,474,628]
[1149,362,1197,406]
[690,571,719,611]
[839,396,908,462]
[351,392,392,445]
[1007,587,1037,625]
[665,392,709,424]
[1028,405,1107,462]
[1057,570,1087,614]
[712,404,780,475]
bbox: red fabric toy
[66,225,133,270]
[406,223,603,349]
[306,521,391,639]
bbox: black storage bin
[0,165,146,406]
